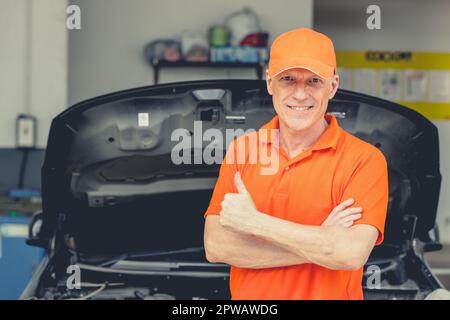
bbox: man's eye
[307,78,324,86]
[281,76,293,81]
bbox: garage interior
[1,0,450,300]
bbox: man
[203,28,388,300]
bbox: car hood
[38,80,441,257]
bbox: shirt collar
[258,114,342,151]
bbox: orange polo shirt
[204,114,389,300]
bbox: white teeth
[288,105,312,111]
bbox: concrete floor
[425,244,450,289]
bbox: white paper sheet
[380,69,401,101]
[428,70,450,102]
[403,70,428,102]
[336,68,353,90]
[353,69,378,96]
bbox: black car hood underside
[39,80,441,256]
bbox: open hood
[36,80,441,257]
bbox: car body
[21,80,447,300]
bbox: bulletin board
[336,51,450,120]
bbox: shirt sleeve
[204,139,239,218]
[340,147,389,246]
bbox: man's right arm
[204,215,309,269]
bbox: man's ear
[329,74,340,99]
[266,70,273,95]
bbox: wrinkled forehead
[276,67,324,79]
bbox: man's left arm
[245,213,378,271]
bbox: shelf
[150,60,265,84]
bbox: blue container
[0,215,44,300]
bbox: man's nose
[291,81,308,100]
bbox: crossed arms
[204,173,379,271]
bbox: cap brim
[268,57,335,79]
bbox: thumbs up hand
[219,172,261,234]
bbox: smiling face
[266,68,339,134]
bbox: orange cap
[267,28,336,79]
